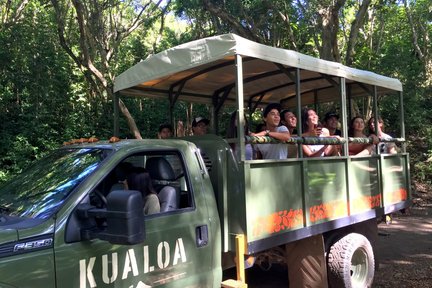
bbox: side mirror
[79,190,145,245]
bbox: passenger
[191,117,210,136]
[250,103,290,159]
[176,120,185,137]
[323,111,342,136]
[368,116,397,154]
[157,123,173,139]
[226,111,253,160]
[280,109,297,134]
[280,109,298,158]
[301,107,340,157]
[127,170,160,215]
[348,116,375,156]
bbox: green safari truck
[0,34,410,288]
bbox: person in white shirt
[250,103,291,159]
[368,116,397,154]
[301,107,340,157]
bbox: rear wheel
[327,233,374,288]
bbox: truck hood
[0,228,18,245]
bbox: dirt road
[374,206,432,287]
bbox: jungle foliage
[0,0,430,186]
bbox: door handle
[195,225,208,247]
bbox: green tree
[0,1,75,179]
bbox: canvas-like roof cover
[114,33,402,107]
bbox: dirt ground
[373,188,432,287]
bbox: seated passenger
[127,171,160,215]
[368,116,397,154]
[280,109,298,158]
[250,103,290,159]
[301,107,340,157]
[192,117,210,136]
[348,116,375,156]
[157,123,173,139]
[323,111,342,136]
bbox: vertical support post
[235,234,246,284]
[295,68,303,158]
[113,92,120,137]
[399,90,406,153]
[221,234,248,288]
[295,68,308,227]
[339,78,351,215]
[339,78,347,153]
[235,54,245,162]
[372,86,379,154]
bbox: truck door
[54,149,217,288]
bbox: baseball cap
[263,103,281,117]
[324,112,339,121]
[192,117,210,127]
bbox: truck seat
[110,162,134,192]
[127,171,160,215]
[146,157,178,212]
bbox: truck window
[93,150,193,214]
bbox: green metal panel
[0,248,55,287]
[349,157,380,215]
[305,159,348,226]
[382,155,409,206]
[55,211,217,288]
[246,160,304,242]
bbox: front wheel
[327,233,375,288]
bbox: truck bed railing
[244,136,405,145]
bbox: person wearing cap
[157,123,173,139]
[250,103,291,159]
[323,111,342,136]
[192,117,210,136]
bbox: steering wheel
[92,189,108,207]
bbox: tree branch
[345,0,372,65]
[201,0,261,42]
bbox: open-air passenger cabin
[114,33,411,253]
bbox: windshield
[0,147,112,219]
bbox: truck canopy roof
[114,33,402,107]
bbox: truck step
[221,279,248,288]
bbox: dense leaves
[0,0,430,186]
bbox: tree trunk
[317,0,346,62]
[345,0,372,65]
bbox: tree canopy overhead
[0,0,430,185]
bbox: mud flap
[285,234,328,288]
